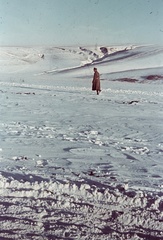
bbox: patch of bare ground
[114,78,138,83]
[144,75,163,80]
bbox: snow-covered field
[0,44,163,239]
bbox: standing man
[92,67,101,95]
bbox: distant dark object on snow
[16,92,35,95]
[41,54,44,59]
[128,100,139,105]
[122,100,139,105]
[114,78,138,83]
[100,47,108,55]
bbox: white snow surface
[0,44,163,240]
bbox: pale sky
[0,0,163,46]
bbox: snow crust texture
[0,175,163,240]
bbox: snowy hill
[1,44,163,80]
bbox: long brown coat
[92,70,101,91]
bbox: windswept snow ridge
[0,172,162,240]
